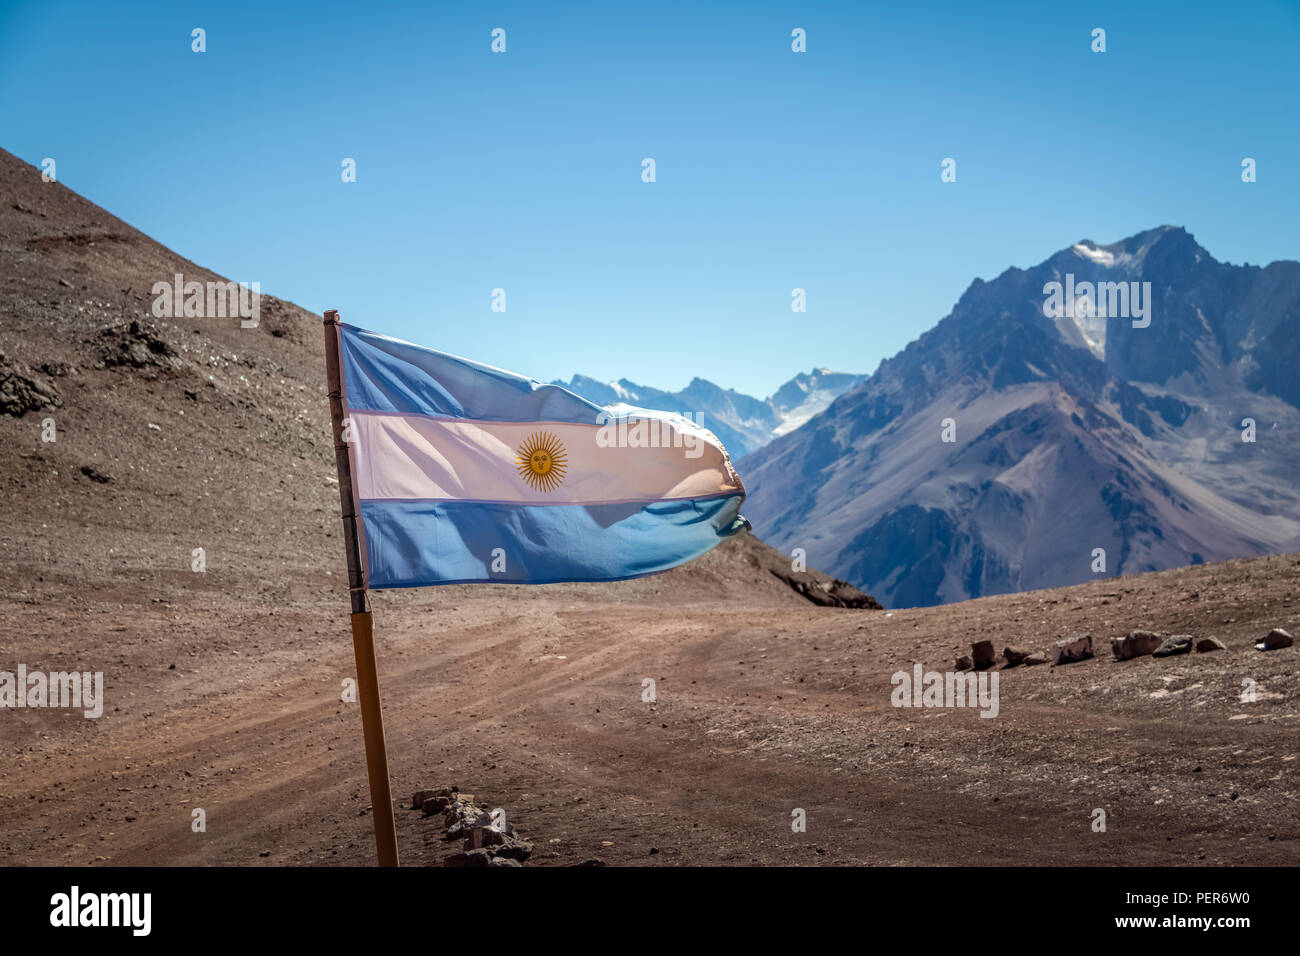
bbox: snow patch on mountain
[552,368,866,456]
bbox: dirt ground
[1,548,1296,867]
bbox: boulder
[1111,630,1162,661]
[1051,633,1093,665]
[1023,652,1048,666]
[1256,629,1294,651]
[1152,634,1193,658]
[955,655,973,671]
[971,640,997,670]
[1195,637,1226,653]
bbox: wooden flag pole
[323,309,400,867]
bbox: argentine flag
[332,323,749,588]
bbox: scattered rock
[1051,633,1093,666]
[1256,629,1293,651]
[0,351,61,416]
[1195,637,1226,653]
[445,848,494,868]
[491,838,533,862]
[955,655,973,671]
[1152,634,1193,658]
[80,465,111,484]
[1002,646,1031,668]
[1023,652,1048,666]
[767,566,882,609]
[415,784,532,866]
[971,640,997,670]
[467,825,512,850]
[97,320,182,373]
[1111,629,1163,661]
[417,786,474,816]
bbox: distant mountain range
[552,369,866,457]
[741,226,1300,608]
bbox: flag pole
[323,309,400,867]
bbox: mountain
[552,368,866,457]
[741,226,1300,608]
[768,369,870,437]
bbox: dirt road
[3,550,1296,867]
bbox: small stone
[1052,633,1093,665]
[1195,637,1226,653]
[1152,634,1193,658]
[488,855,522,867]
[1256,629,1294,651]
[1002,646,1031,668]
[971,640,997,670]
[421,795,453,814]
[446,848,493,867]
[493,838,533,862]
[466,826,510,850]
[1111,629,1162,661]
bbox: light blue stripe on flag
[340,323,602,424]
[360,495,748,587]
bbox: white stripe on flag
[351,412,742,505]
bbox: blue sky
[2,0,1297,397]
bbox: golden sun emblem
[515,431,568,493]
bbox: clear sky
[2,0,1297,398]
